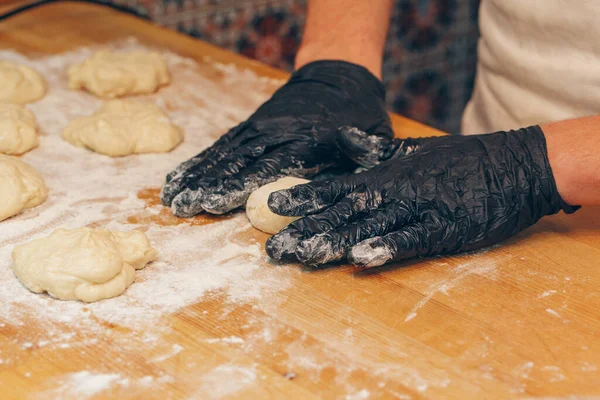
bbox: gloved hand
[265,126,579,267]
[161,60,393,217]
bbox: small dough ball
[11,228,158,303]
[0,61,46,104]
[0,103,39,154]
[246,177,310,234]
[0,155,48,222]
[62,100,183,157]
[68,50,170,98]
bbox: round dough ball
[246,177,310,234]
[0,103,39,154]
[0,155,48,222]
[0,61,46,104]
[11,228,158,303]
[62,100,183,157]
[68,50,170,98]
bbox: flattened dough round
[11,228,158,303]
[68,50,170,98]
[0,61,46,104]
[246,177,310,234]
[0,103,39,154]
[62,100,183,157]
[0,155,48,222]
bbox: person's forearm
[543,115,600,206]
[295,0,394,79]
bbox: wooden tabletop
[1,3,599,399]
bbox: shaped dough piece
[0,155,48,222]
[246,177,310,234]
[68,50,170,98]
[62,100,183,157]
[0,103,39,154]
[0,61,46,104]
[11,228,158,303]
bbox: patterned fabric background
[111,0,481,133]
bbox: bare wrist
[295,42,383,79]
[543,116,600,206]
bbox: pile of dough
[11,228,158,303]
[68,50,170,98]
[246,177,310,234]
[0,103,39,155]
[0,61,46,104]
[0,155,48,222]
[62,100,183,157]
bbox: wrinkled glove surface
[161,60,392,217]
[266,126,579,267]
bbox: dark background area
[111,0,481,133]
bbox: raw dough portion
[0,61,46,104]
[246,177,310,234]
[62,100,183,157]
[0,103,39,154]
[0,155,48,222]
[11,228,158,303]
[68,50,170,98]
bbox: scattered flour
[582,362,598,372]
[404,257,499,322]
[51,371,124,398]
[44,371,174,398]
[539,289,557,298]
[346,389,371,400]
[0,39,286,397]
[151,343,184,362]
[510,361,534,394]
[206,336,245,345]
[541,366,566,383]
[546,308,561,318]
[196,364,258,399]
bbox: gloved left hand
[265,126,579,267]
[161,60,395,217]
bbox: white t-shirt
[462,0,600,134]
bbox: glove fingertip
[348,237,393,268]
[336,126,394,168]
[267,189,296,216]
[265,229,302,261]
[295,234,341,266]
[171,188,205,218]
[160,182,180,206]
[201,185,247,215]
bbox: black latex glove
[265,126,579,267]
[161,60,393,217]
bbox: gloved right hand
[265,126,579,267]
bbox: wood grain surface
[0,3,599,399]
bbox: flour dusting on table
[0,40,292,397]
[0,40,288,322]
[195,364,258,399]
